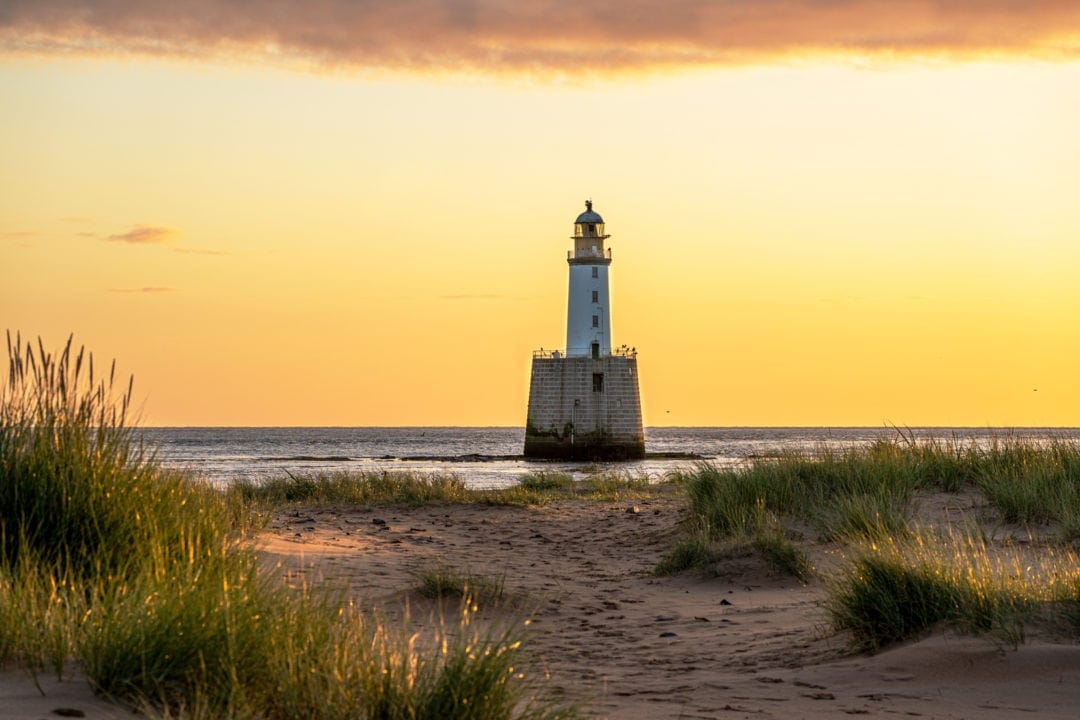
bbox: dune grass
[828,527,1080,651]
[233,470,474,506]
[661,442,923,578]
[517,470,574,492]
[0,333,574,719]
[0,556,83,680]
[415,564,507,605]
[654,509,813,581]
[676,440,930,543]
[235,468,666,509]
[666,434,1080,648]
[262,597,566,720]
[654,532,717,576]
[0,334,255,579]
[655,531,812,581]
[675,435,1080,550]
[752,530,814,581]
[973,444,1080,540]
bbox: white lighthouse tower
[524,201,645,460]
[566,200,612,359]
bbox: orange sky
[2,2,1079,426]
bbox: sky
[2,1,1079,427]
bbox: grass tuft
[676,436,1080,549]
[415,564,506,605]
[654,533,717,576]
[236,469,670,509]
[518,471,574,492]
[234,471,472,506]
[827,528,1080,651]
[752,531,814,581]
[976,458,1080,534]
[820,493,911,542]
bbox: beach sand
[6,488,1080,719]
[258,489,1080,719]
[0,670,138,720]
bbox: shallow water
[137,426,1080,489]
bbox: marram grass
[669,436,1080,556]
[675,440,928,543]
[0,333,254,579]
[415,564,507,605]
[517,470,574,492]
[663,434,1080,621]
[654,519,813,581]
[1,333,575,719]
[828,527,1080,651]
[234,468,666,508]
[233,470,473,506]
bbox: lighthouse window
[591,267,598,278]
[592,315,599,327]
[593,373,604,392]
[591,290,599,303]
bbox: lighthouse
[565,200,612,359]
[524,202,645,460]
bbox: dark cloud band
[3,1,1079,72]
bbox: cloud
[105,224,177,245]
[99,225,224,254]
[2,1,1078,73]
[1,230,40,239]
[108,286,178,293]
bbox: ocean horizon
[138,426,1080,489]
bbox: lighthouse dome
[575,200,604,224]
[573,200,608,241]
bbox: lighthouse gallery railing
[532,346,637,359]
[567,248,612,261]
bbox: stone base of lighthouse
[524,355,645,460]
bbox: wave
[255,455,354,462]
[253,451,706,464]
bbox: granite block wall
[524,355,645,460]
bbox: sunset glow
[3,2,1079,426]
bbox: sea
[138,427,1080,489]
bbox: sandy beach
[6,486,1080,719]
[256,489,1080,719]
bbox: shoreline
[142,426,1080,487]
